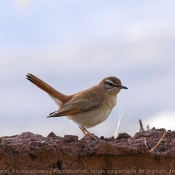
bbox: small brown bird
[26,73,127,139]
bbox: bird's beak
[118,85,128,89]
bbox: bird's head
[99,76,128,95]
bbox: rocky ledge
[0,128,175,175]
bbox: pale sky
[1,1,175,138]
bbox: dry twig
[80,157,86,167]
[113,108,125,139]
[150,130,167,152]
[168,159,174,175]
[139,119,144,132]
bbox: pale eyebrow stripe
[105,80,116,86]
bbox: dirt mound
[0,128,175,175]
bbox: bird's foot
[79,126,98,141]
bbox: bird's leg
[79,126,97,140]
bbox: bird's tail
[26,73,70,104]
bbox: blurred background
[1,0,175,138]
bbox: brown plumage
[26,73,127,140]
[26,73,73,103]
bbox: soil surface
[0,128,175,175]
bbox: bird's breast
[105,94,117,108]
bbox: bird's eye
[105,80,115,87]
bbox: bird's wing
[48,88,104,117]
